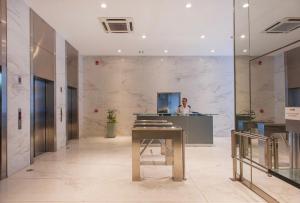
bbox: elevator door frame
[66,41,79,142]
[0,0,7,180]
[33,77,55,157]
[30,9,56,163]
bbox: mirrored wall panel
[235,0,300,188]
[0,0,7,180]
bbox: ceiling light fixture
[100,3,107,8]
[243,49,248,53]
[242,3,249,8]
[185,3,192,8]
[164,50,168,53]
[210,49,215,53]
[117,49,122,53]
[240,34,246,39]
[141,35,147,39]
[200,35,205,39]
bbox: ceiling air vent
[99,17,134,33]
[264,17,300,33]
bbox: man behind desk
[177,97,191,115]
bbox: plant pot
[106,122,117,138]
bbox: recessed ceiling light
[210,49,215,53]
[240,34,246,39]
[185,3,192,8]
[242,3,249,8]
[200,35,206,39]
[117,49,122,53]
[141,35,147,39]
[164,50,168,53]
[100,3,107,8]
[243,49,248,53]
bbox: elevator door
[0,67,2,179]
[34,78,54,157]
[67,87,78,140]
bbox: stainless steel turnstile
[133,122,173,127]
[132,126,185,181]
[134,121,173,160]
[290,133,300,168]
[135,120,168,123]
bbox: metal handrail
[234,131,269,141]
[231,130,279,203]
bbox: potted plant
[106,109,117,138]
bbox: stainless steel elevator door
[34,79,46,156]
[45,81,54,152]
[0,70,2,178]
[34,78,55,157]
[67,87,78,140]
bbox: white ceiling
[25,0,234,56]
[235,0,300,56]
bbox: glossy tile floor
[0,136,299,203]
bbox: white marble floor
[0,136,299,203]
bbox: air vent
[265,17,300,33]
[99,17,134,33]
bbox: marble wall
[80,56,235,137]
[273,54,286,124]
[5,0,69,176]
[235,56,250,114]
[55,33,66,149]
[7,0,30,175]
[235,55,286,123]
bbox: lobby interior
[0,0,300,202]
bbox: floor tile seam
[185,174,210,203]
[191,175,265,203]
[6,177,134,181]
[30,161,131,167]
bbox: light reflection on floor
[0,136,299,203]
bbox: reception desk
[134,114,213,145]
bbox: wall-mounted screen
[288,88,300,107]
[157,92,181,114]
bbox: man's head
[182,97,188,107]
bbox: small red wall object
[95,60,100,65]
[94,109,98,113]
[259,109,264,114]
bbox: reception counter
[134,113,213,145]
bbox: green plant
[107,109,117,123]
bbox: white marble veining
[55,33,67,149]
[236,55,286,123]
[6,0,31,176]
[235,56,250,114]
[0,136,299,203]
[251,57,277,121]
[273,54,286,123]
[79,56,235,137]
